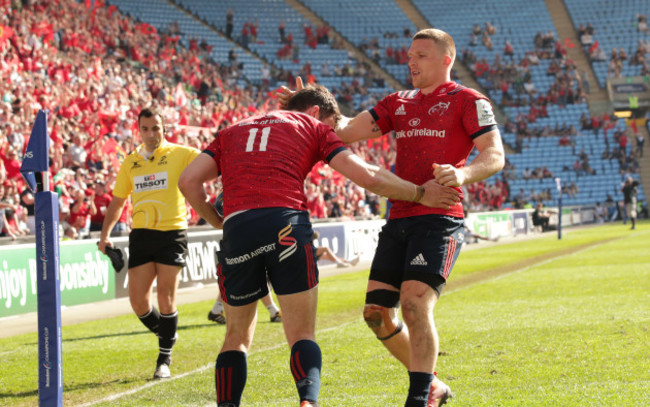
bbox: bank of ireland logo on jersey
[394,104,406,115]
[278,223,297,262]
[134,172,169,192]
[428,102,450,116]
[476,99,497,127]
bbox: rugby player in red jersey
[179,85,460,407]
[281,28,505,407]
[340,28,504,407]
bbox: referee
[98,107,200,379]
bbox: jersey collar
[433,81,458,96]
[136,139,168,158]
[418,81,458,99]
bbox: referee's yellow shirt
[113,140,200,231]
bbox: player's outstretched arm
[335,110,384,144]
[178,154,223,229]
[329,150,459,209]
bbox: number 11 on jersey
[245,127,271,152]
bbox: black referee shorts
[128,229,188,269]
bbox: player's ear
[306,105,320,120]
[444,55,452,66]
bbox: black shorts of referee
[128,229,188,269]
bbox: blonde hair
[413,28,456,63]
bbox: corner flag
[20,110,51,192]
[20,110,63,407]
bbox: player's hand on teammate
[433,163,466,188]
[420,179,461,209]
[277,76,304,109]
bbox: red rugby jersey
[204,110,346,217]
[370,81,497,219]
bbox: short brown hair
[413,28,456,62]
[138,106,165,128]
[287,84,341,127]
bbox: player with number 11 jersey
[203,110,346,219]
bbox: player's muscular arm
[330,150,459,208]
[178,154,224,229]
[335,111,384,144]
[433,129,505,187]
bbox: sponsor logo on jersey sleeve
[476,99,497,127]
[133,172,169,192]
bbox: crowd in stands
[0,0,404,241]
[1,1,646,241]
[459,18,650,210]
[462,25,588,110]
[580,15,650,76]
[0,0,276,240]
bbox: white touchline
[77,321,357,406]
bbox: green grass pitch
[1,222,648,406]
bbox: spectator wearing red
[386,45,395,63]
[303,23,313,42]
[89,180,112,231]
[68,188,97,238]
[0,146,21,181]
[504,41,514,59]
[305,183,327,219]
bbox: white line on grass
[78,235,628,406]
[77,320,357,406]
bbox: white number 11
[245,127,271,152]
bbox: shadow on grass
[59,330,151,343]
[56,323,221,343]
[0,389,38,399]
[63,378,124,392]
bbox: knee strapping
[364,289,402,340]
[365,289,400,308]
[363,305,403,341]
